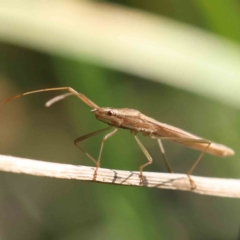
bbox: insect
[3,87,235,189]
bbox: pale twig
[0,154,239,198]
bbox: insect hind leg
[187,141,211,189]
[157,139,173,173]
[158,137,211,190]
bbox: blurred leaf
[0,0,240,108]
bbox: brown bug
[3,87,235,189]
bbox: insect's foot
[93,174,97,181]
[93,167,99,181]
[139,173,144,185]
[188,175,196,190]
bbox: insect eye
[108,110,113,116]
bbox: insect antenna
[3,87,100,109]
[45,93,73,107]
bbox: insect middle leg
[74,126,118,180]
[134,137,173,183]
[134,134,153,184]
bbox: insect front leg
[74,126,114,180]
[95,128,118,179]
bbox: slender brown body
[3,87,235,189]
[93,107,234,157]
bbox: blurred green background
[0,0,240,239]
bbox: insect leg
[134,135,153,184]
[186,141,211,188]
[74,126,113,180]
[159,137,211,190]
[95,128,118,179]
[157,139,173,173]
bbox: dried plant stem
[0,154,239,198]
